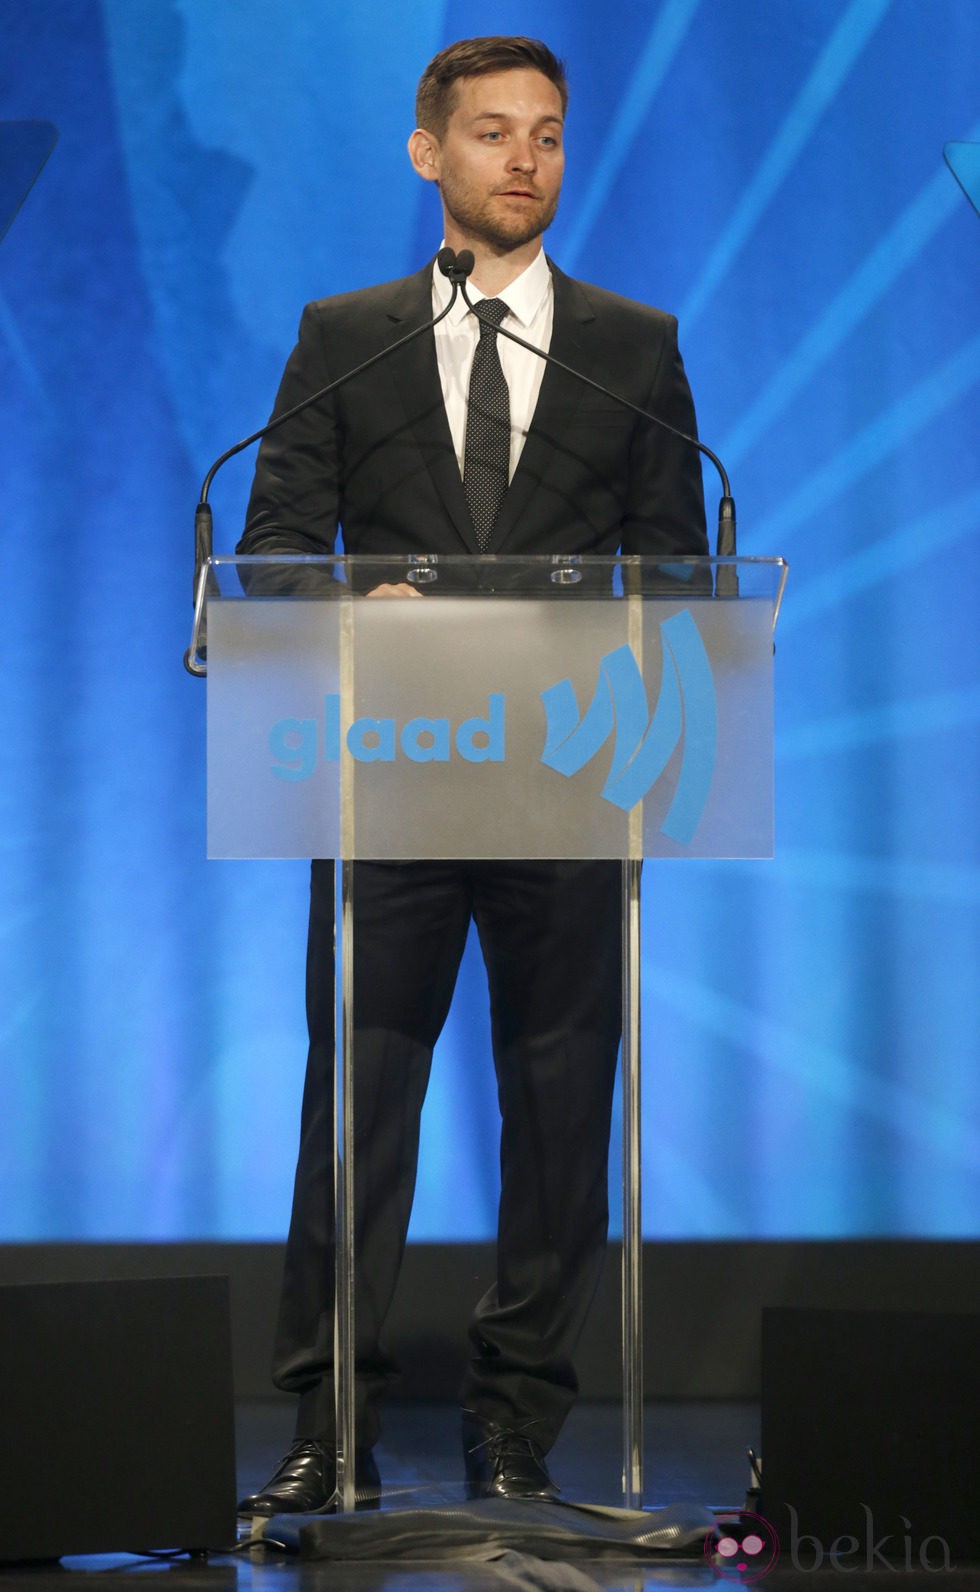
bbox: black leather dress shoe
[462,1412,559,1501]
[237,1438,381,1515]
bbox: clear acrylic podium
[193,551,787,1512]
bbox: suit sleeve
[620,314,709,559]
[237,304,341,561]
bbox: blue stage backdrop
[1,1,977,1242]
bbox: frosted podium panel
[207,597,344,858]
[348,594,633,860]
[205,557,783,861]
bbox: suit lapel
[383,265,479,553]
[490,263,595,552]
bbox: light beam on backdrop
[944,141,980,218]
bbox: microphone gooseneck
[197,255,463,518]
[458,277,736,561]
[185,251,469,674]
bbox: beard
[438,170,560,253]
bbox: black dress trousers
[273,856,623,1453]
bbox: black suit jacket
[239,258,708,566]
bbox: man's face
[424,69,564,254]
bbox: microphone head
[437,247,475,285]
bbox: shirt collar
[432,246,552,329]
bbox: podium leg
[621,857,644,1508]
[334,857,357,1514]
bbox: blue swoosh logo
[540,612,717,841]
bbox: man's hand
[366,582,423,598]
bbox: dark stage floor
[2,1401,974,1590]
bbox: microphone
[184,247,467,674]
[445,248,475,285]
[458,276,737,576]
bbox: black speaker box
[0,1275,237,1561]
[760,1307,979,1568]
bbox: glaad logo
[539,611,717,841]
[270,694,504,780]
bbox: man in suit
[238,36,707,1515]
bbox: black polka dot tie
[463,299,511,551]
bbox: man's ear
[408,128,440,183]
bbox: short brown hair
[415,37,568,139]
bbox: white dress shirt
[431,247,554,484]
